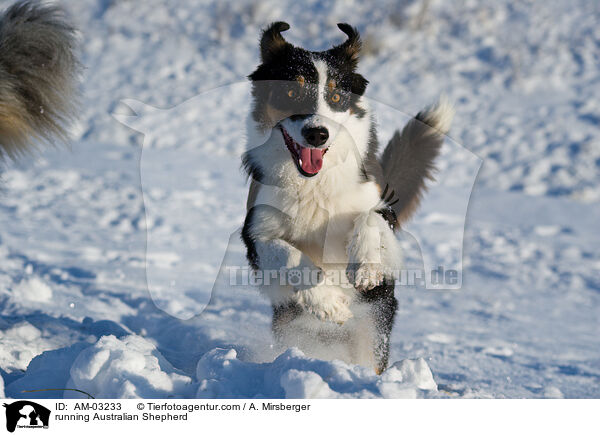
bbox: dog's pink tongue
[299,147,324,174]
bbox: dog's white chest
[282,178,381,268]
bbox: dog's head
[245,22,372,183]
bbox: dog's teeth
[299,158,303,166]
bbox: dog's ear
[336,23,362,67]
[351,73,368,96]
[260,21,291,63]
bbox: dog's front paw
[308,295,353,324]
[297,287,353,324]
[349,263,385,292]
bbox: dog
[0,0,79,165]
[241,22,454,373]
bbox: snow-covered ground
[0,0,599,398]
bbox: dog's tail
[0,0,80,161]
[379,95,454,228]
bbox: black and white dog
[0,0,79,164]
[242,22,453,373]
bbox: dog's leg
[252,238,353,324]
[254,237,355,323]
[251,238,320,304]
[292,281,354,324]
[243,205,308,302]
[243,205,353,323]
[257,239,353,323]
[347,209,401,291]
[358,280,398,374]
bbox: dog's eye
[331,93,340,103]
[287,89,296,98]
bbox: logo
[113,85,481,319]
[3,401,50,432]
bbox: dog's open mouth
[280,126,327,177]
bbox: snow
[0,322,54,372]
[196,348,437,399]
[66,335,193,399]
[1,0,599,399]
[12,277,53,303]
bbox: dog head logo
[113,25,481,319]
[3,401,50,432]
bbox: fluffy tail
[379,95,454,228]
[0,0,80,161]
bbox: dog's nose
[302,126,329,147]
